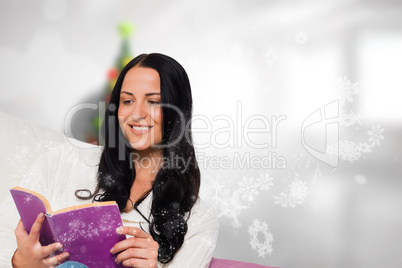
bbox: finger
[14,219,28,241]
[111,237,150,254]
[116,226,151,238]
[29,212,45,242]
[121,257,153,268]
[115,248,155,264]
[43,252,70,267]
[40,242,64,258]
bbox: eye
[148,100,160,105]
[122,100,133,105]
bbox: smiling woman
[118,67,163,151]
[3,53,219,268]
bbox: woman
[6,53,219,267]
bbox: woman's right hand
[12,212,70,268]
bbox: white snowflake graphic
[273,192,297,208]
[368,124,384,146]
[358,142,372,154]
[207,176,226,198]
[339,111,364,127]
[326,140,361,162]
[338,140,361,162]
[86,227,100,239]
[248,219,274,257]
[295,31,308,44]
[24,196,33,204]
[103,174,115,187]
[215,190,249,228]
[256,173,274,191]
[336,76,360,105]
[326,143,339,158]
[69,219,82,232]
[80,245,87,254]
[238,177,259,203]
[274,178,309,207]
[289,179,310,202]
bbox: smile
[128,124,153,135]
[130,125,152,130]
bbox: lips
[130,125,151,130]
[128,124,153,135]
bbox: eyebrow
[120,91,160,96]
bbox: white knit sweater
[0,140,219,268]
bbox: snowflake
[336,76,360,105]
[101,212,113,222]
[256,173,274,191]
[338,140,361,162]
[207,176,225,198]
[289,179,309,202]
[238,177,259,203]
[358,142,372,154]
[339,111,364,127]
[350,111,364,125]
[103,174,115,187]
[327,140,361,162]
[216,190,249,228]
[326,143,339,157]
[368,124,384,146]
[86,228,99,239]
[248,219,274,257]
[273,192,297,208]
[24,196,33,204]
[80,245,87,254]
[69,219,81,231]
[295,31,308,44]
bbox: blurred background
[1,0,402,267]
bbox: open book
[10,186,126,267]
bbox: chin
[129,142,152,151]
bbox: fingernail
[116,227,123,234]
[38,212,45,219]
[110,247,115,254]
[56,243,63,250]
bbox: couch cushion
[209,257,278,268]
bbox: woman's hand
[12,213,70,268]
[110,226,159,268]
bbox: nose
[130,101,148,121]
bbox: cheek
[152,108,163,125]
[117,106,128,120]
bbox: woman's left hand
[110,226,159,268]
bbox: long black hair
[76,53,200,263]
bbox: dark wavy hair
[75,53,200,263]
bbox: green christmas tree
[87,21,135,145]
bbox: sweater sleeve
[0,144,60,268]
[161,201,219,268]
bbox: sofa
[0,111,277,268]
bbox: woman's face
[118,67,163,151]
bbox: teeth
[130,125,150,130]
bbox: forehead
[121,67,160,93]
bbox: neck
[124,147,162,212]
[132,147,163,183]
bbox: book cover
[10,186,126,268]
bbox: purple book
[10,186,126,268]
